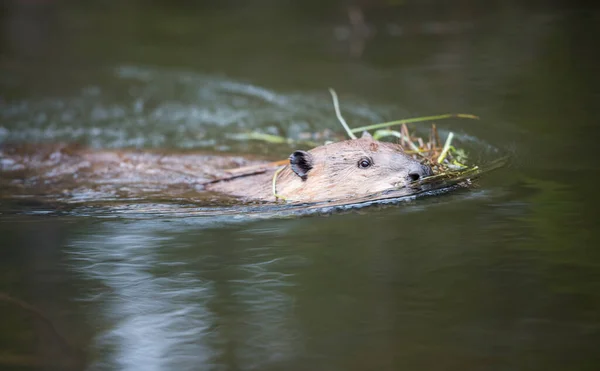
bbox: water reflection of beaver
[0,132,432,203]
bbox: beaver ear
[289,150,314,180]
[361,131,373,139]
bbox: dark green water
[1,1,599,370]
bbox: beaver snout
[406,162,434,183]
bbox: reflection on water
[10,194,591,370]
[69,224,217,370]
[67,220,304,371]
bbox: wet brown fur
[1,137,429,203]
[208,136,430,203]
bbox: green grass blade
[350,114,479,133]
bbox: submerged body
[0,134,432,204]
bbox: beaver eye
[358,158,372,169]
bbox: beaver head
[273,132,433,203]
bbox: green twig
[436,132,455,164]
[350,113,479,133]
[227,132,320,147]
[272,166,288,201]
[373,130,420,152]
[328,88,357,139]
[227,132,289,144]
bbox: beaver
[0,132,432,204]
[207,132,432,202]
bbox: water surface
[1,1,599,370]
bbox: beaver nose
[407,163,433,182]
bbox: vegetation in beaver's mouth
[227,88,502,201]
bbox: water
[1,1,599,370]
